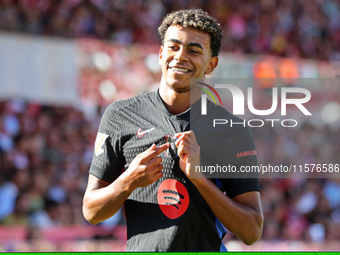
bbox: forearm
[192,178,263,245]
[83,173,133,225]
[83,144,169,225]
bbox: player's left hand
[175,131,203,180]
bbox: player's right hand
[123,143,169,190]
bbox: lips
[169,66,192,74]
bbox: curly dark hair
[158,9,223,57]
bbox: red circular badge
[157,179,190,219]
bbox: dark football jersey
[89,90,259,251]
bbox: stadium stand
[1,0,340,251]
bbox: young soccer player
[83,9,263,251]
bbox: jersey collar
[149,89,190,118]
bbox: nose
[174,47,188,62]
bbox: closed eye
[168,45,178,50]
[188,49,201,54]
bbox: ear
[205,56,218,75]
[159,46,164,66]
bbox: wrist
[117,171,136,193]
[190,175,208,188]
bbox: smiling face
[159,25,218,93]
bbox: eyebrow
[167,39,203,50]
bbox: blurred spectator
[1,193,31,226]
[0,178,19,221]
[0,99,125,233]
[323,179,340,209]
[0,169,30,221]
[1,0,340,61]
[29,199,62,229]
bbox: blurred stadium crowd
[0,102,95,230]
[1,0,340,61]
[1,0,340,252]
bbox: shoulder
[206,99,254,137]
[205,99,242,121]
[102,92,155,121]
[105,92,154,113]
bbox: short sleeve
[89,105,124,183]
[219,125,260,198]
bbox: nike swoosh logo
[137,127,155,138]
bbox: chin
[166,82,191,93]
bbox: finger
[175,135,193,149]
[148,163,164,175]
[178,150,187,161]
[150,170,163,183]
[175,134,188,147]
[147,156,162,168]
[176,133,200,151]
[177,140,190,152]
[175,131,193,141]
[175,131,198,142]
[177,142,191,157]
[177,141,187,159]
[145,143,158,153]
[175,131,191,138]
[188,130,197,143]
[142,143,169,162]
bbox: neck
[158,76,201,115]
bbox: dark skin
[83,25,263,245]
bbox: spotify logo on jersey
[157,179,189,219]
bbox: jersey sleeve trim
[226,180,260,198]
[89,104,124,183]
